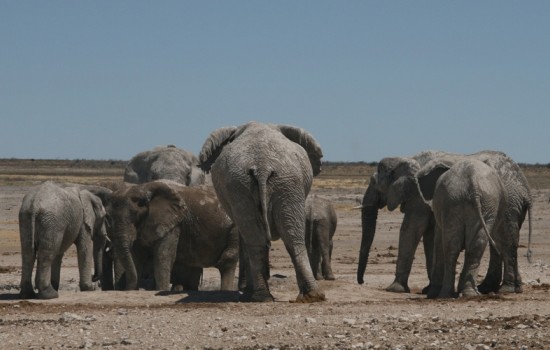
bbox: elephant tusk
[352,205,363,210]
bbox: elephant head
[78,190,109,284]
[125,145,205,186]
[357,157,421,284]
[109,181,188,290]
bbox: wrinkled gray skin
[19,181,108,299]
[124,145,206,186]
[200,121,325,303]
[358,150,532,295]
[108,181,238,291]
[417,159,508,298]
[305,195,338,280]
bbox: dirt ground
[1,164,550,349]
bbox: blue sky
[1,1,549,163]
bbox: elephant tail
[526,206,533,264]
[251,166,273,242]
[474,194,500,256]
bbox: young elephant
[19,182,108,299]
[108,181,238,291]
[305,195,337,280]
[417,159,508,298]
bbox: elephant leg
[274,205,325,303]
[421,218,435,294]
[75,236,94,292]
[478,245,502,294]
[319,224,335,280]
[51,254,63,291]
[153,231,179,291]
[239,242,273,302]
[238,235,247,291]
[218,264,236,291]
[36,251,58,299]
[101,248,115,291]
[499,223,522,294]
[171,265,202,291]
[387,212,426,293]
[438,223,463,299]
[19,241,37,299]
[427,225,444,299]
[310,232,322,280]
[458,233,487,297]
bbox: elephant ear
[415,160,453,202]
[385,159,420,211]
[199,126,239,173]
[278,125,323,176]
[79,190,107,238]
[139,181,188,241]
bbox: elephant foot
[239,290,274,302]
[460,286,479,298]
[498,283,518,294]
[437,290,458,299]
[315,274,324,281]
[421,283,431,295]
[426,285,441,299]
[385,280,410,293]
[477,281,500,295]
[292,289,326,303]
[38,286,59,299]
[324,273,336,281]
[19,285,37,299]
[79,282,96,292]
[171,284,184,292]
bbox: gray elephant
[416,159,508,298]
[108,180,238,291]
[357,150,532,294]
[19,181,108,299]
[305,195,337,280]
[199,121,325,303]
[124,145,206,186]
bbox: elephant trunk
[92,223,107,282]
[116,238,138,290]
[357,205,378,284]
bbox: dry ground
[1,160,550,349]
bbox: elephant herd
[17,121,532,303]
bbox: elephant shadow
[0,292,20,301]
[155,290,241,303]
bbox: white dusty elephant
[106,181,239,292]
[199,121,325,303]
[357,150,532,295]
[305,195,337,280]
[416,159,511,298]
[19,181,108,299]
[124,145,206,186]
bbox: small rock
[343,318,356,326]
[305,317,317,323]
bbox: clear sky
[1,1,549,163]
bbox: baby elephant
[305,195,337,280]
[417,159,508,298]
[19,182,108,299]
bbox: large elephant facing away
[124,145,206,186]
[199,121,325,303]
[357,150,532,295]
